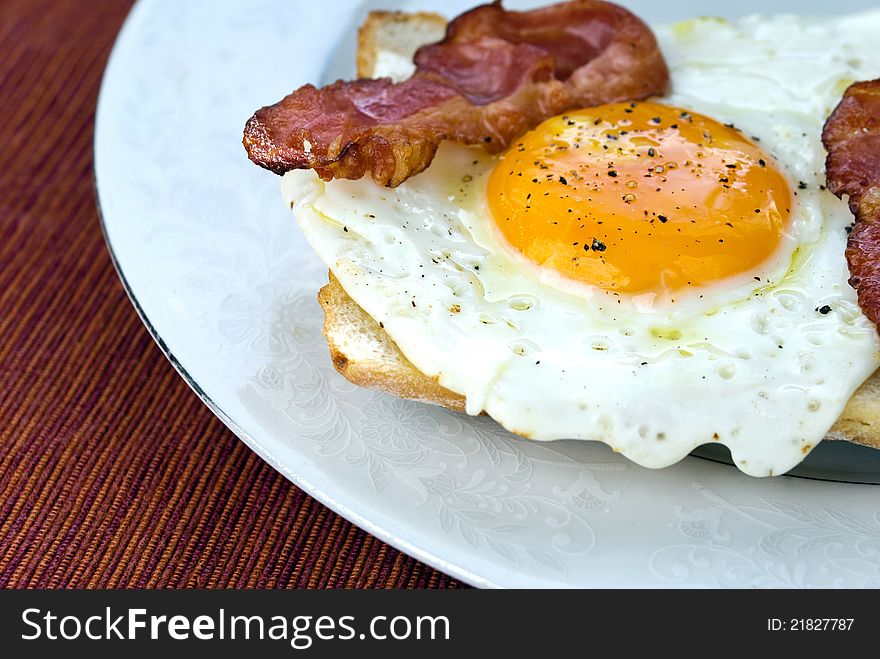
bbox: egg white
[286,9,880,476]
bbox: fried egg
[285,9,880,476]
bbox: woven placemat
[0,0,463,589]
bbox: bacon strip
[822,79,880,326]
[243,0,669,187]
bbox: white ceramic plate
[95,0,880,588]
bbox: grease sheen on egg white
[286,10,880,476]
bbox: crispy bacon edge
[243,0,669,187]
[822,79,880,327]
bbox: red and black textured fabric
[0,0,463,589]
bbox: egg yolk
[487,102,792,294]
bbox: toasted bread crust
[829,372,880,448]
[319,274,467,413]
[357,10,447,79]
[316,10,880,451]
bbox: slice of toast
[318,10,880,450]
[319,273,467,413]
[357,10,447,82]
